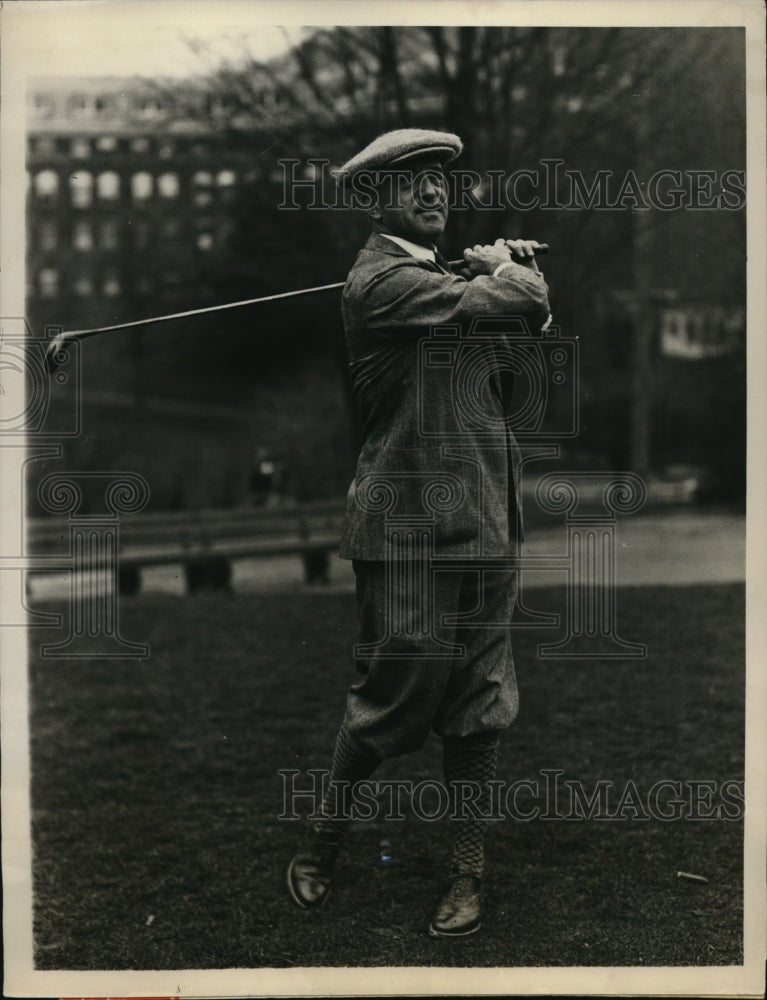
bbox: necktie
[433,249,453,275]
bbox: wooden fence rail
[26,499,346,593]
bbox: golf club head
[45,332,69,374]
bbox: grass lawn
[28,582,744,969]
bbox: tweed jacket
[339,232,551,561]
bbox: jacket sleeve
[348,259,551,338]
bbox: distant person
[287,129,551,937]
[250,448,275,506]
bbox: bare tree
[155,26,745,488]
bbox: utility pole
[630,111,654,480]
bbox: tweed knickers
[342,560,519,759]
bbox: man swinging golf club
[287,128,551,937]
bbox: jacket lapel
[363,232,444,275]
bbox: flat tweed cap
[336,128,462,189]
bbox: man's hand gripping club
[462,238,545,276]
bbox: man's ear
[367,205,383,223]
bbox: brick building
[26,75,253,343]
[24,73,356,513]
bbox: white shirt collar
[379,233,436,262]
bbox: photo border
[2,1,765,996]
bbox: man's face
[371,161,449,245]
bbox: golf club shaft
[45,243,549,369]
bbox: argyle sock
[307,725,380,862]
[442,733,499,878]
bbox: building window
[39,268,59,297]
[135,276,152,295]
[37,220,57,251]
[94,95,116,116]
[97,171,120,200]
[193,191,213,209]
[33,92,55,118]
[103,272,121,297]
[196,231,214,251]
[160,219,181,242]
[208,95,233,117]
[132,220,152,249]
[33,136,56,157]
[99,220,120,250]
[34,170,59,199]
[131,172,154,201]
[157,172,179,198]
[95,135,118,153]
[67,93,90,118]
[72,220,93,251]
[217,169,237,203]
[131,137,150,153]
[70,171,93,208]
[70,137,91,158]
[74,274,93,296]
[193,170,213,187]
[134,96,163,119]
[158,141,175,160]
